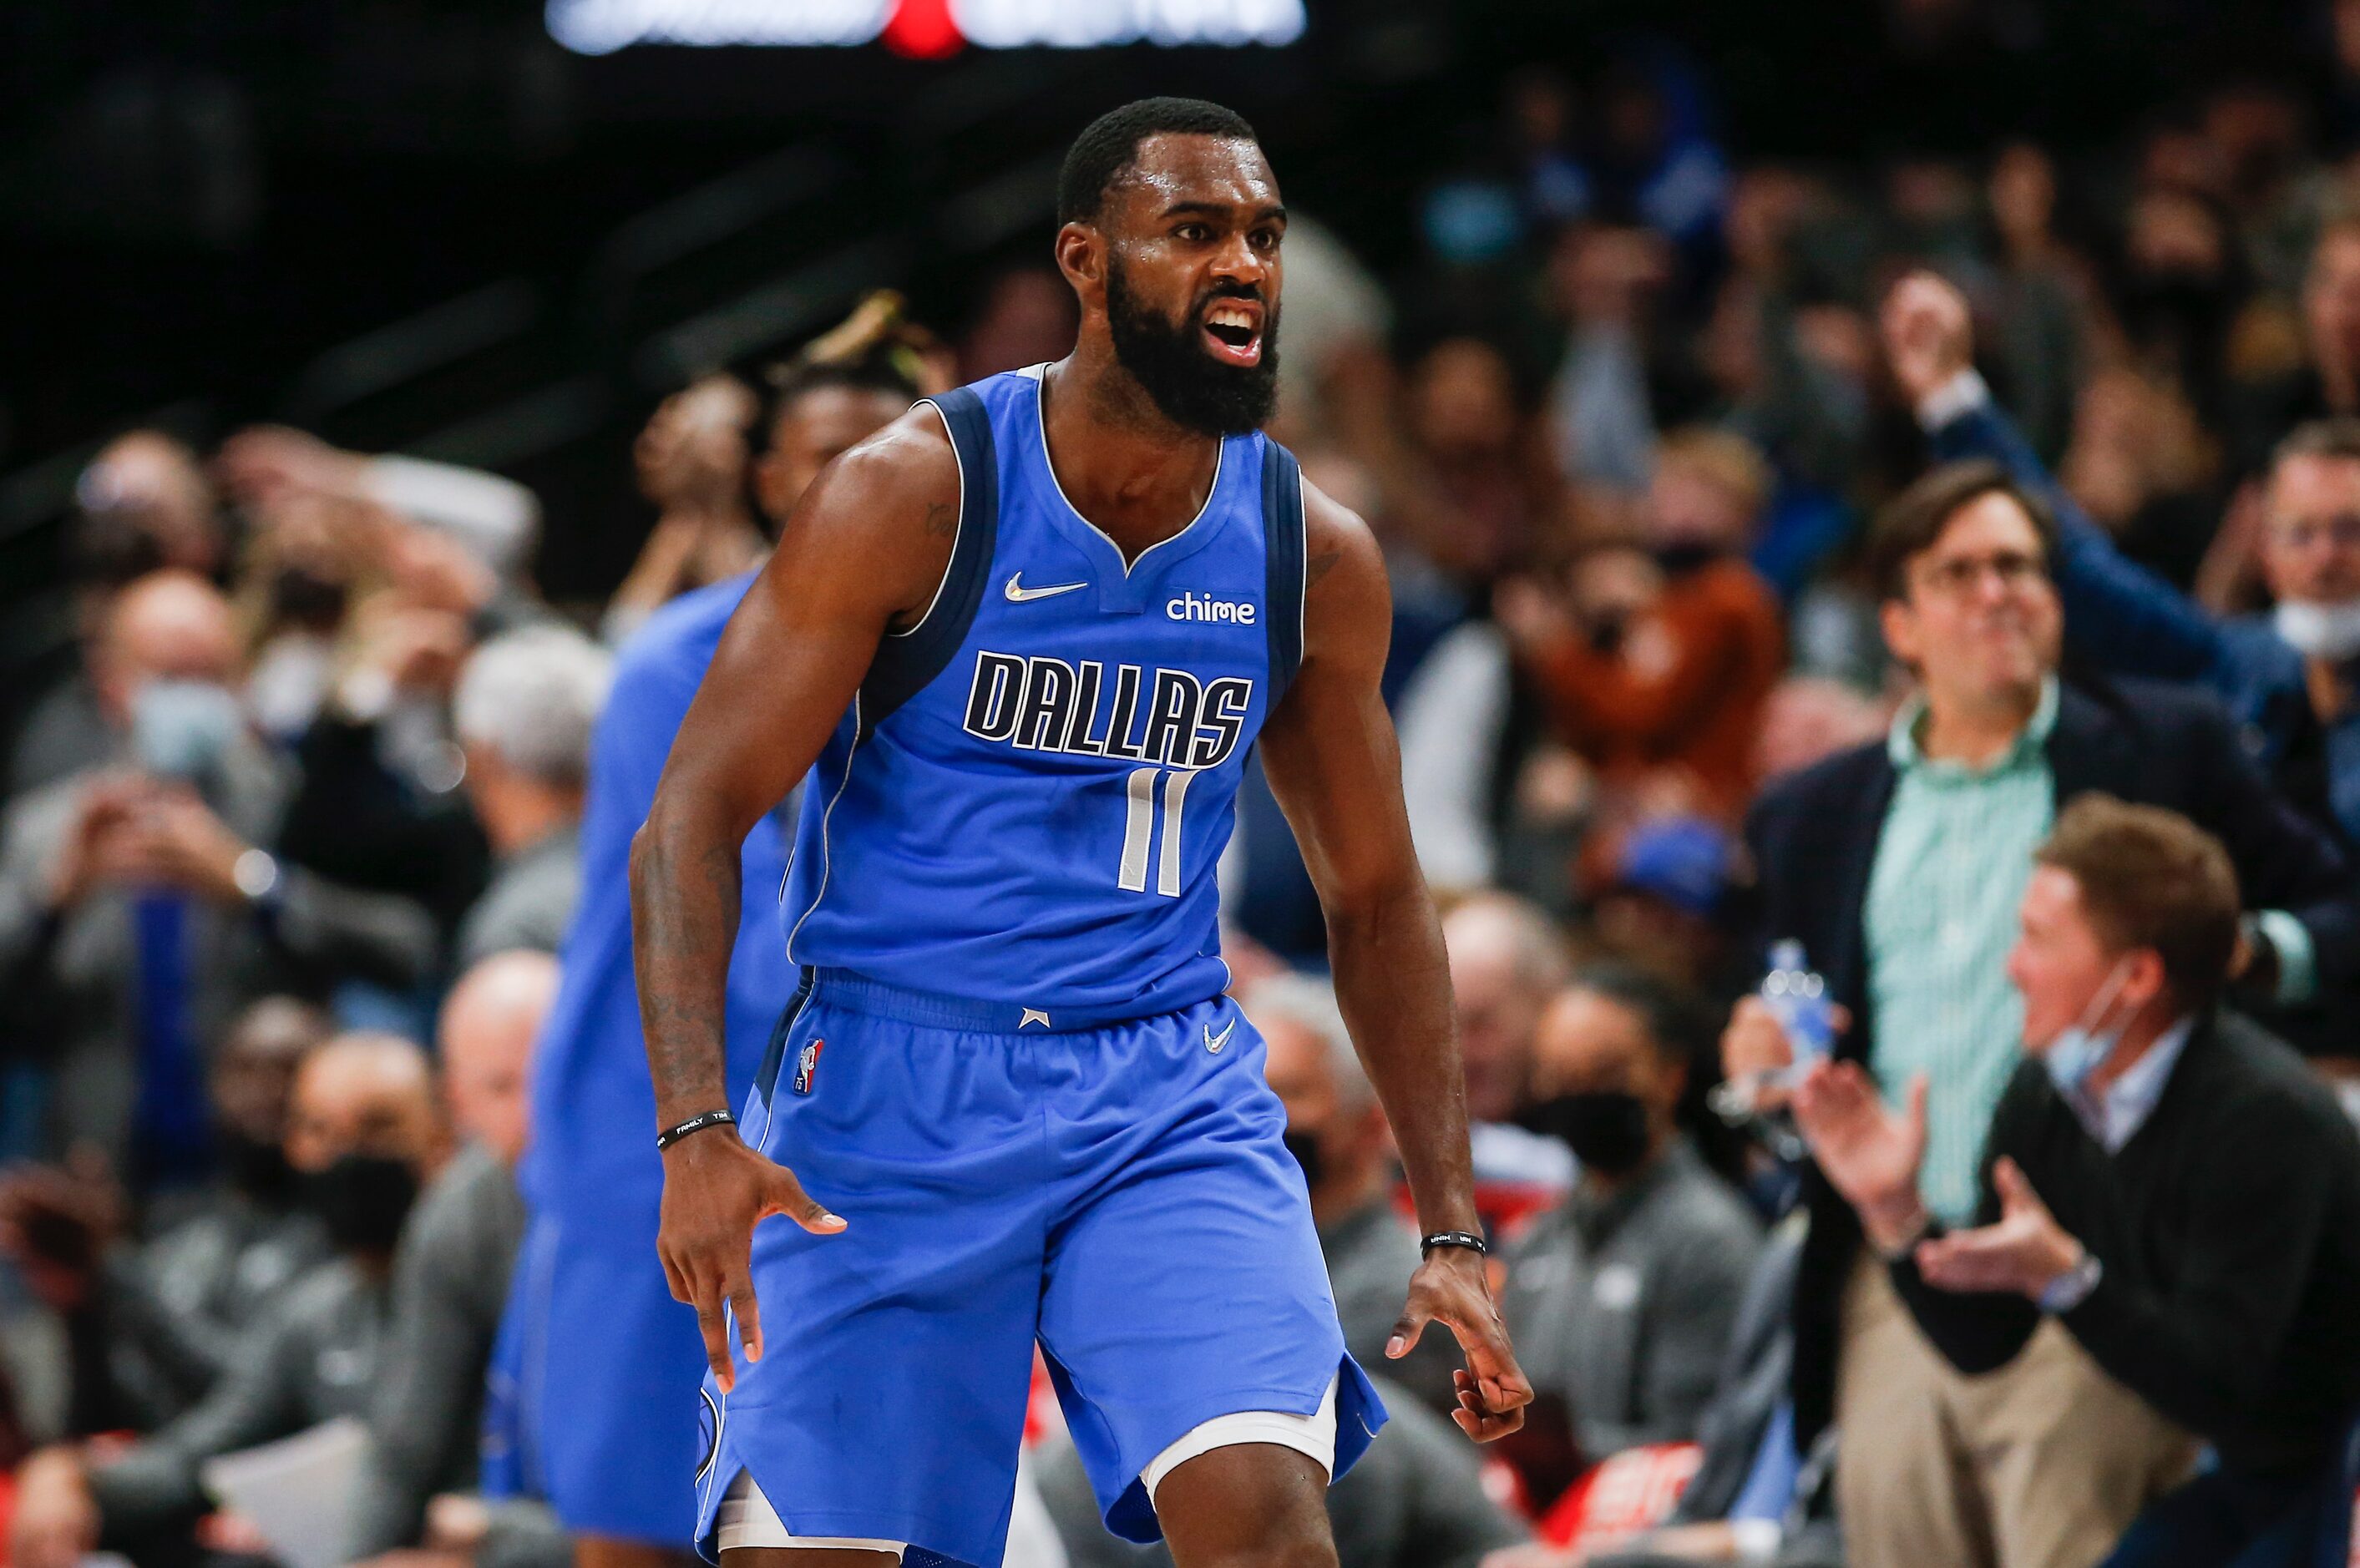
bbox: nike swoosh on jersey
[1204,1017,1238,1053]
[1005,573,1088,603]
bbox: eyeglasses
[1911,549,2050,599]
[2269,513,2360,553]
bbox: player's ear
[1054,221,1105,301]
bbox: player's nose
[1207,232,1269,290]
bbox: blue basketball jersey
[779,365,1306,1023]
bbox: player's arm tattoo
[1307,549,1344,587]
[924,500,957,538]
[631,827,742,1120]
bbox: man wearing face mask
[1889,268,2360,857]
[0,570,438,1175]
[1497,969,1762,1504]
[8,1030,448,1568]
[1725,458,2358,1568]
[0,996,335,1435]
[7,432,233,800]
[1795,796,2360,1568]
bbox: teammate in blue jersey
[633,98,1532,1568]
[505,334,924,1568]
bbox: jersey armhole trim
[858,387,1000,733]
[1262,439,1307,706]
[886,397,963,640]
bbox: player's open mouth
[1200,301,1264,367]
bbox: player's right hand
[656,1130,846,1392]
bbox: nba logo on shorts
[793,1039,824,1096]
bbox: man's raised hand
[1880,271,1976,407]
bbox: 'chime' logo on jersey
[962,650,1253,768]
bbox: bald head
[95,570,238,725]
[438,950,558,1164]
[1443,894,1572,1123]
[285,1032,442,1176]
[1244,972,1372,1115]
[76,432,222,578]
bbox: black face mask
[270,566,348,630]
[1526,1091,1653,1176]
[1651,540,1724,577]
[301,1154,420,1254]
[1106,257,1281,437]
[219,1126,298,1207]
[1283,1127,1327,1191]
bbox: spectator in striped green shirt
[1726,458,2358,1568]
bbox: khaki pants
[1835,1257,2196,1568]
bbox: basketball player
[505,337,925,1568]
[634,98,1531,1568]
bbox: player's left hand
[1388,1246,1532,1442]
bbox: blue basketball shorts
[691,972,1386,1567]
[499,1164,709,1544]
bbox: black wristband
[656,1109,736,1151]
[1420,1229,1489,1257]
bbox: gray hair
[1239,971,1375,1112]
[453,625,613,787]
[1443,891,1573,994]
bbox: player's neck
[1042,352,1223,564]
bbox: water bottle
[1709,940,1835,1153]
[1760,940,1835,1070]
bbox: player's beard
[1105,258,1280,437]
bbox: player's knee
[1156,1447,1338,1568]
[1182,1517,1337,1568]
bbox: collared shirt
[2064,1015,2195,1154]
[1864,679,2059,1223]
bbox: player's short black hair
[1056,97,1259,226]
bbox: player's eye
[1174,224,1211,242]
[1249,230,1279,252]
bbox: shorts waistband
[806,968,1204,1035]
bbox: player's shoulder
[803,402,961,521]
[1291,455,1390,633]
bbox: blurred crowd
[9,44,2360,1568]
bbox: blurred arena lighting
[544,0,1307,55]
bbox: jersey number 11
[1117,767,1196,897]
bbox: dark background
[2,0,2338,609]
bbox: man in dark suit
[1720,461,2360,1568]
[1795,796,2360,1568]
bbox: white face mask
[2273,599,2360,661]
[2040,957,2135,1115]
